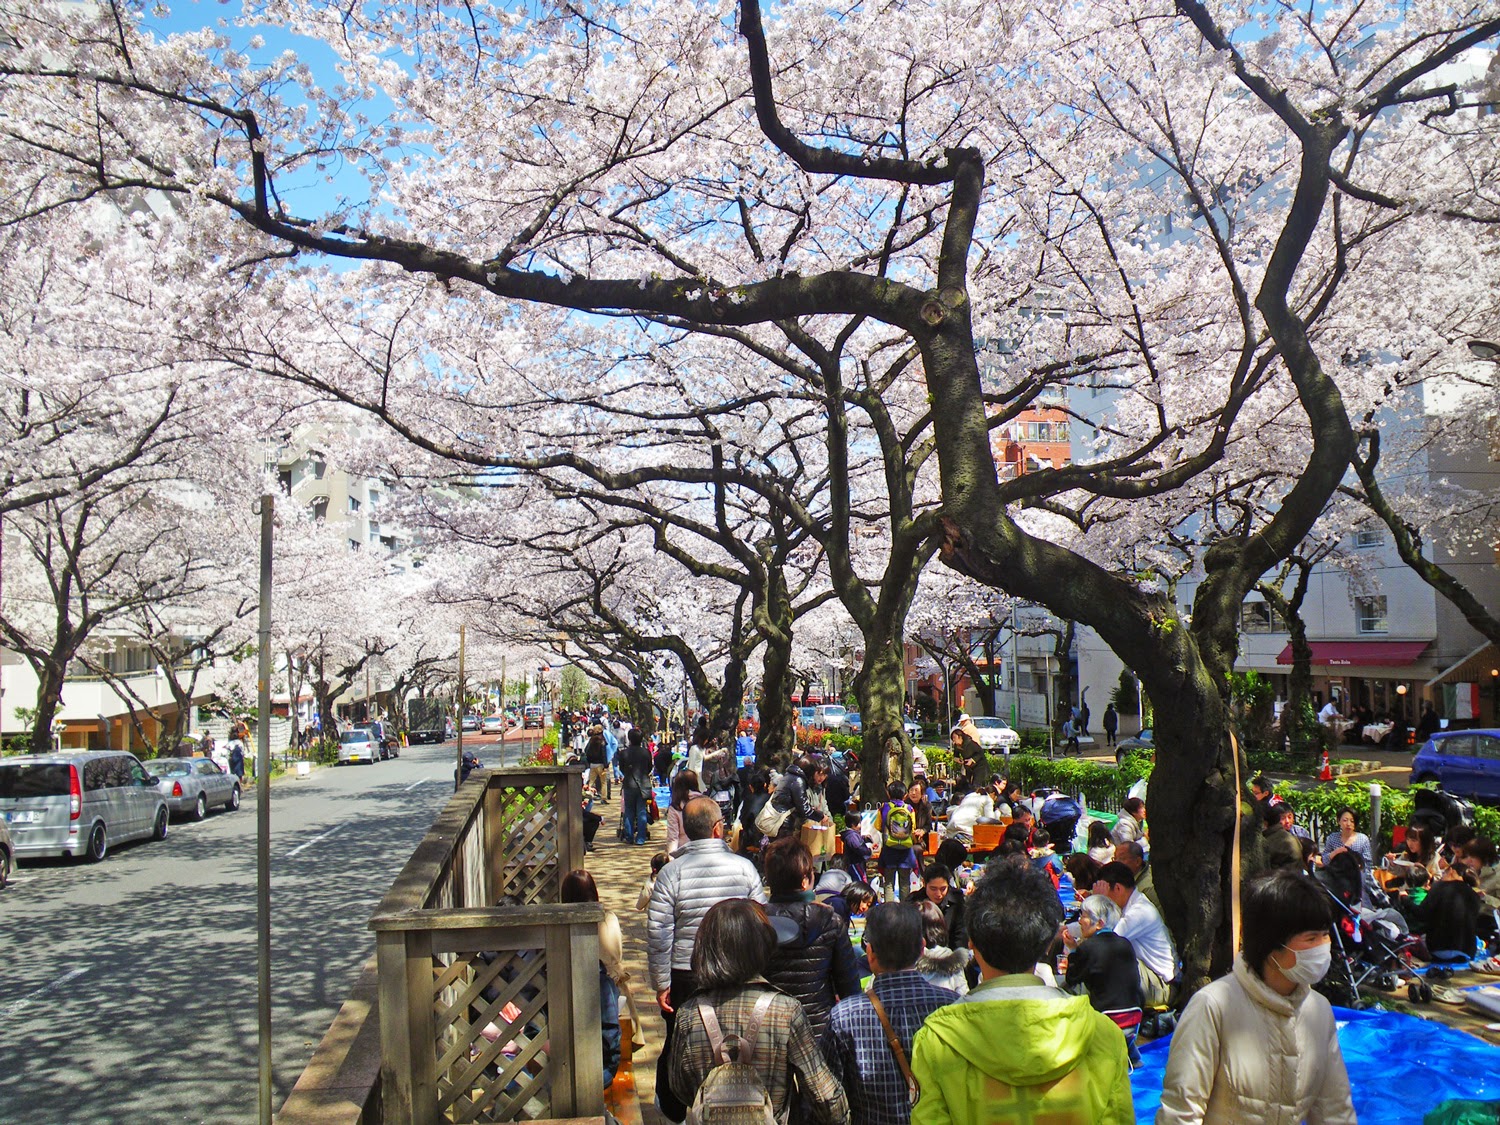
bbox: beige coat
[1155,955,1355,1125]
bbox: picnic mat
[1131,1006,1500,1123]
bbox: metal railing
[368,766,603,1124]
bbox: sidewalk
[584,797,670,1125]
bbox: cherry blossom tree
[4,0,1499,989]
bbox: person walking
[669,898,849,1125]
[910,861,1133,1125]
[1155,870,1355,1124]
[647,796,766,1122]
[583,723,610,796]
[615,727,654,846]
[1102,704,1118,749]
[827,902,958,1125]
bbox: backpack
[882,801,916,850]
[686,992,778,1125]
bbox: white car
[967,716,1021,752]
[481,714,506,734]
[812,705,847,730]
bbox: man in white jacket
[646,796,766,1121]
[1095,861,1176,1007]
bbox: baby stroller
[1315,856,1422,1007]
[1038,792,1084,852]
[1410,788,1474,840]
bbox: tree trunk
[853,633,910,805]
[756,628,797,764]
[709,652,746,744]
[29,660,67,754]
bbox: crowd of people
[545,719,1500,1125]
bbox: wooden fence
[368,766,604,1124]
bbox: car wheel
[1414,773,1439,785]
[152,806,169,841]
[86,823,108,862]
[193,792,208,821]
[226,785,241,812]
[0,846,10,890]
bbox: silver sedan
[152,757,241,820]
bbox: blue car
[1409,729,1500,802]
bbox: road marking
[286,825,344,857]
[404,777,434,792]
[2,966,89,1016]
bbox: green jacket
[910,973,1133,1125]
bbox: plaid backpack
[686,992,778,1125]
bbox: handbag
[867,988,920,1106]
[648,792,661,823]
[755,798,791,838]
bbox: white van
[0,751,170,861]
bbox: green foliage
[1018,729,1051,754]
[1117,750,1155,787]
[558,665,589,710]
[1230,670,1278,750]
[1110,671,1140,717]
[14,705,39,733]
[1270,778,1500,852]
[824,732,862,755]
[990,753,1135,809]
[310,739,340,766]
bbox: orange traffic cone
[1318,750,1332,782]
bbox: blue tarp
[1131,1006,1500,1123]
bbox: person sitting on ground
[1320,806,1374,874]
[1093,861,1177,1009]
[1278,801,1313,843]
[1087,820,1116,866]
[1111,797,1146,845]
[827,903,959,1125]
[664,769,701,856]
[1408,862,1482,961]
[1065,853,1104,900]
[1061,894,1145,1017]
[906,864,967,953]
[1249,774,1283,824]
[1030,828,1063,885]
[911,860,1134,1125]
[1112,841,1160,913]
[943,779,994,845]
[1387,821,1441,879]
[914,898,971,995]
[1155,870,1356,1125]
[1457,836,1500,913]
[670,899,849,1125]
[906,779,934,840]
[762,837,862,1050]
[1262,802,1305,872]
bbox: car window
[0,763,71,798]
[129,760,151,786]
[1474,735,1500,762]
[106,757,135,788]
[84,759,109,791]
[196,760,225,775]
[1438,735,1475,758]
[154,760,192,776]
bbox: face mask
[1277,941,1331,986]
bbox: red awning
[1275,641,1430,667]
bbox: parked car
[812,705,848,730]
[839,712,863,735]
[358,720,398,759]
[481,714,506,734]
[1114,727,1154,764]
[967,716,1022,752]
[522,705,544,729]
[904,716,924,741]
[337,728,383,765]
[1410,729,1500,802]
[152,757,241,820]
[0,818,12,889]
[797,706,817,728]
[460,715,481,733]
[0,751,169,862]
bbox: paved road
[0,733,537,1124]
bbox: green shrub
[991,753,1135,810]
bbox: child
[1030,828,1063,889]
[636,852,669,911]
[876,781,921,902]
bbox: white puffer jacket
[646,837,766,991]
[1155,955,1355,1125]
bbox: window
[310,453,326,481]
[1356,528,1383,548]
[1356,596,1388,634]
[310,497,328,521]
[1475,734,1500,761]
[368,489,380,505]
[349,539,362,551]
[347,496,361,513]
[1240,601,1281,634]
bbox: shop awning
[1424,642,1499,687]
[1275,640,1430,667]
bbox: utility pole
[455,625,467,791]
[253,494,274,1125]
